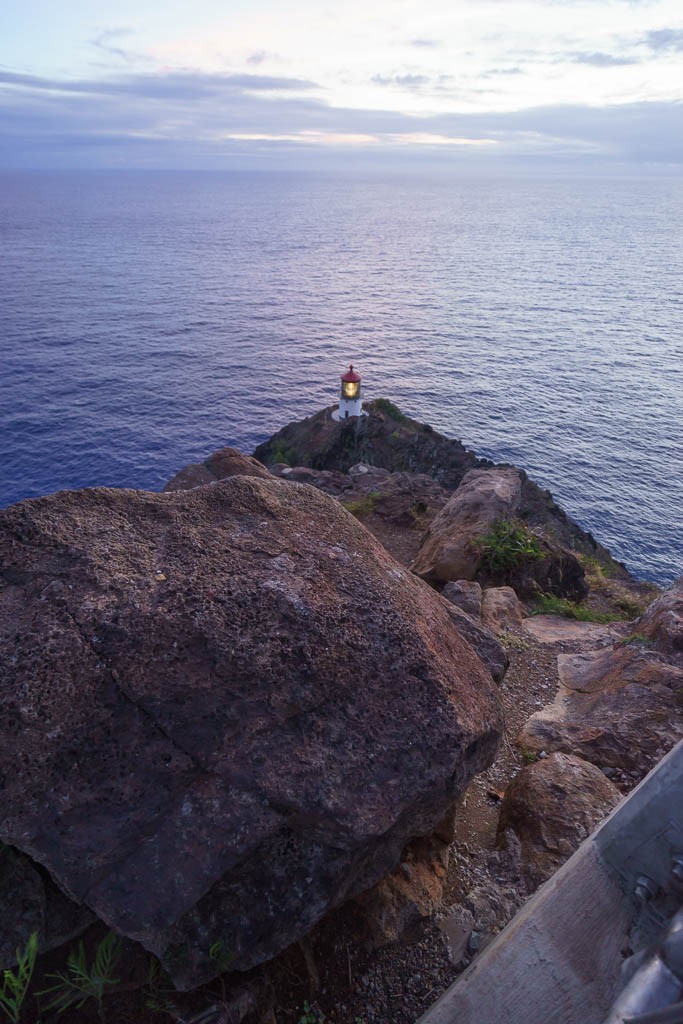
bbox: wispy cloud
[642,28,683,51]
[90,28,137,64]
[563,50,641,66]
[371,73,431,88]
[0,69,319,99]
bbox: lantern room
[333,364,365,420]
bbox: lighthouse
[332,365,366,421]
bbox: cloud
[642,28,683,52]
[371,73,431,88]
[1,63,682,169]
[409,39,439,48]
[563,51,640,66]
[90,28,137,63]
[482,67,523,77]
[0,69,319,99]
[246,51,269,66]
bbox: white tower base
[332,397,366,421]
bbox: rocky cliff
[253,400,628,578]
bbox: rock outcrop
[496,753,621,885]
[253,401,484,491]
[163,446,270,491]
[637,576,683,661]
[519,625,683,775]
[0,478,501,988]
[254,403,627,577]
[411,467,588,601]
[412,468,523,584]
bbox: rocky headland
[1,398,679,1024]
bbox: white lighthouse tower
[332,365,366,421]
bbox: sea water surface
[1,170,681,584]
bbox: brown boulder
[518,642,683,773]
[164,446,270,491]
[352,811,456,948]
[0,478,501,988]
[481,587,524,635]
[442,580,483,619]
[497,753,620,885]
[412,468,523,584]
[411,468,587,601]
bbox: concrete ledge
[419,741,683,1024]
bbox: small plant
[0,931,39,1024]
[619,632,654,648]
[520,746,539,764]
[39,931,121,1019]
[143,957,177,1018]
[298,1001,324,1024]
[342,492,379,518]
[477,518,543,575]
[374,398,407,423]
[208,939,234,974]
[578,553,614,580]
[532,594,621,623]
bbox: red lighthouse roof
[341,364,361,383]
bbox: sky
[1,0,683,171]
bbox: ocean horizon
[1,169,681,585]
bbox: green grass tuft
[532,594,622,623]
[477,518,544,575]
[342,492,380,517]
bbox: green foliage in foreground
[0,931,38,1024]
[477,518,544,575]
[532,594,622,623]
[39,931,121,1018]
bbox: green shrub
[0,931,38,1024]
[374,398,407,423]
[477,518,543,575]
[532,594,621,623]
[269,441,298,466]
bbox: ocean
[1,170,681,585]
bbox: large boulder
[0,478,501,989]
[411,468,523,584]
[496,753,621,885]
[411,468,587,600]
[164,447,270,491]
[518,641,683,774]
